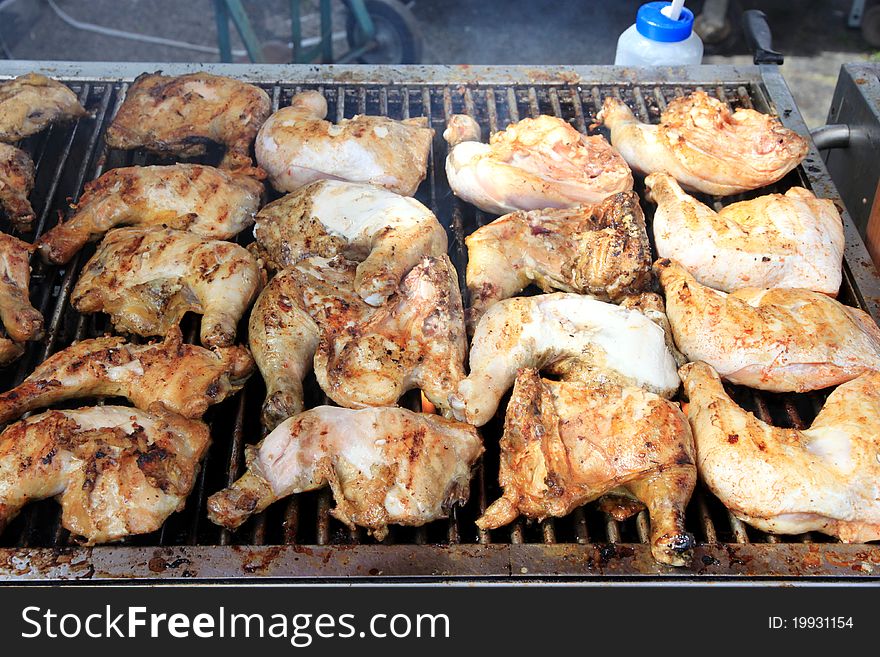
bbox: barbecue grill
[1,61,879,582]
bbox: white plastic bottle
[615,1,703,66]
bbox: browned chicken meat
[104,72,271,170]
[249,254,466,429]
[0,73,88,143]
[255,90,434,195]
[0,327,253,424]
[253,180,447,306]
[598,91,808,195]
[37,164,264,264]
[71,227,262,348]
[464,191,651,330]
[478,369,696,566]
[0,143,35,230]
[657,259,880,392]
[444,113,633,214]
[0,403,210,544]
[682,361,880,542]
[0,233,43,365]
[207,406,482,538]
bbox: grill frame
[1,61,879,582]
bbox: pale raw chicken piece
[0,403,210,544]
[0,73,88,143]
[598,91,808,196]
[37,164,264,264]
[464,191,651,330]
[253,180,447,305]
[0,143,35,230]
[0,327,253,424]
[0,233,42,365]
[71,227,262,348]
[444,113,633,214]
[656,259,880,392]
[255,90,433,195]
[478,369,696,566]
[646,173,843,295]
[681,361,880,542]
[451,292,681,426]
[104,72,271,170]
[206,406,483,538]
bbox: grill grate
[0,63,878,579]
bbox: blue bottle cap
[636,2,694,43]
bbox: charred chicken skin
[598,91,808,196]
[0,73,88,143]
[0,233,43,365]
[104,72,271,171]
[0,143,35,230]
[207,406,483,538]
[37,164,264,264]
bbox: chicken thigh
[0,403,210,544]
[0,233,43,365]
[0,327,253,424]
[253,180,448,305]
[681,361,880,542]
[105,72,271,170]
[444,113,632,214]
[255,90,433,195]
[207,406,482,538]
[598,91,808,195]
[646,173,843,294]
[37,164,264,264]
[0,143,35,230]
[0,73,87,143]
[71,227,262,348]
[464,191,651,329]
[479,369,695,566]
[656,259,880,391]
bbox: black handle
[742,9,784,65]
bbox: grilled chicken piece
[0,143,35,230]
[646,173,843,295]
[255,90,433,195]
[0,403,210,544]
[71,227,262,348]
[598,92,808,196]
[0,233,43,365]
[37,164,264,265]
[0,327,253,424]
[479,369,695,566]
[443,113,633,215]
[254,180,448,305]
[657,259,880,392]
[207,406,482,538]
[465,191,651,330]
[0,73,88,143]
[451,293,681,426]
[104,72,271,170]
[682,361,880,542]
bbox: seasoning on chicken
[598,91,808,195]
[37,164,264,264]
[464,191,651,330]
[478,368,696,566]
[443,113,633,214]
[451,292,681,427]
[656,259,880,392]
[71,227,263,348]
[0,143,35,230]
[0,73,88,143]
[206,406,483,538]
[104,72,271,171]
[646,173,843,294]
[681,361,880,542]
[255,90,433,195]
[0,327,253,424]
[0,403,210,544]
[253,180,447,305]
[0,233,43,365]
